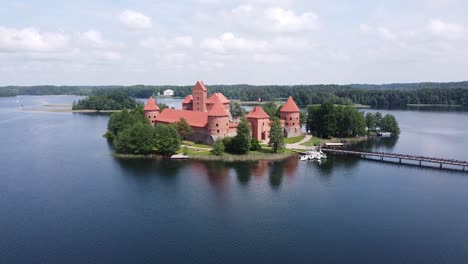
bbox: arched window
[216,123,219,127]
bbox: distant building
[143,81,303,145]
[163,89,174,97]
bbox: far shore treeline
[3,81,468,107]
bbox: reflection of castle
[144,81,302,145]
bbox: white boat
[300,150,327,161]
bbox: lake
[1,95,468,264]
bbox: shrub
[250,139,262,151]
[211,139,225,156]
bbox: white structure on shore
[163,89,174,97]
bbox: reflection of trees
[114,158,188,180]
[234,162,254,185]
[314,155,360,176]
[269,161,284,188]
[354,136,399,151]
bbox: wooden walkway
[321,148,468,172]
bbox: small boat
[300,150,327,161]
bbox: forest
[2,81,468,108]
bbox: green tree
[114,122,156,155]
[375,112,383,128]
[262,101,277,117]
[230,117,251,154]
[365,112,376,131]
[154,124,181,158]
[380,114,400,135]
[230,102,245,118]
[211,138,225,156]
[269,117,285,153]
[250,139,262,151]
[320,101,337,138]
[174,118,192,139]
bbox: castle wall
[248,118,270,141]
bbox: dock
[321,148,468,172]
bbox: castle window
[216,123,218,127]
[217,130,220,133]
[293,123,295,125]
[290,117,292,120]
[286,122,288,125]
[154,116,156,118]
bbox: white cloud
[428,19,465,39]
[101,51,121,61]
[119,10,152,29]
[0,26,69,52]
[359,24,397,41]
[253,53,288,63]
[231,6,319,33]
[201,32,267,53]
[199,60,224,70]
[140,36,193,50]
[79,30,107,48]
[376,27,397,41]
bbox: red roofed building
[143,81,302,145]
[280,96,302,137]
[143,96,160,125]
[246,106,270,141]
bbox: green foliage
[159,103,169,111]
[307,102,368,138]
[154,124,181,158]
[380,114,400,134]
[230,102,245,118]
[375,112,383,128]
[174,118,193,139]
[262,102,278,117]
[72,92,138,110]
[228,117,252,154]
[365,112,376,131]
[105,108,148,142]
[114,122,156,155]
[4,83,468,107]
[250,139,262,151]
[211,139,225,156]
[269,117,285,153]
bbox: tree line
[3,82,468,107]
[72,92,139,111]
[306,102,400,138]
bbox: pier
[321,148,468,172]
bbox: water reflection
[355,136,399,151]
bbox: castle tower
[280,96,302,137]
[143,96,160,126]
[246,106,270,141]
[207,97,230,138]
[192,81,208,112]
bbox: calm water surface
[1,96,468,264]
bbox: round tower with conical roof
[207,97,230,137]
[280,96,302,137]
[143,96,160,126]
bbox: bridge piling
[419,160,422,166]
[440,163,443,169]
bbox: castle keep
[144,81,302,145]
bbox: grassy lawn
[300,137,321,147]
[181,140,212,149]
[284,135,306,144]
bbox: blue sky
[1,0,467,85]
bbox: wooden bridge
[321,148,468,172]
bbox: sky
[1,0,468,86]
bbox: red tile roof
[143,96,160,111]
[246,106,270,119]
[208,97,229,117]
[194,81,207,91]
[182,95,193,104]
[156,109,208,128]
[209,93,230,104]
[280,96,300,112]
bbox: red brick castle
[144,81,302,145]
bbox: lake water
[1,95,468,264]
